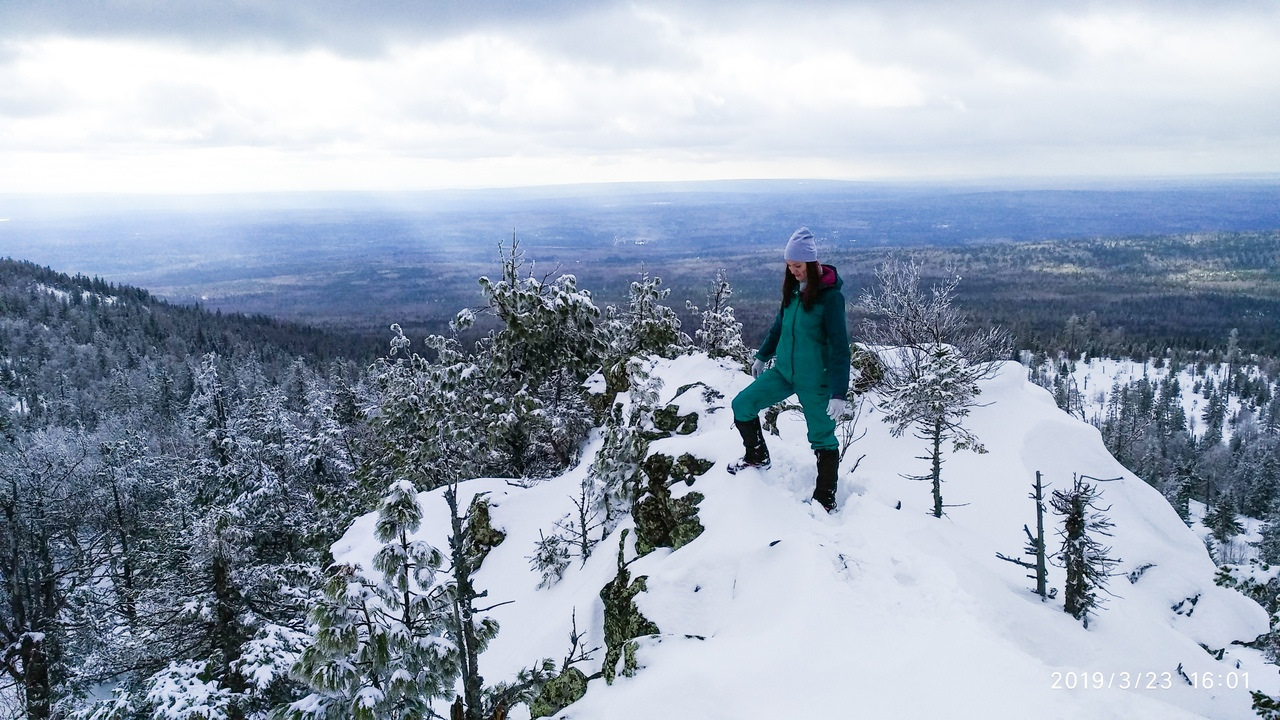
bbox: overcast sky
[1,0,1277,194]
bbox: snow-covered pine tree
[1262,395,1280,436]
[75,352,338,720]
[603,273,689,380]
[187,353,234,474]
[471,235,603,477]
[685,270,747,364]
[1051,475,1121,628]
[1098,378,1157,470]
[361,327,487,495]
[882,344,985,518]
[1252,689,1280,719]
[1257,504,1280,565]
[860,259,1010,518]
[59,428,179,716]
[283,479,458,720]
[65,354,272,719]
[345,323,556,718]
[301,368,372,545]
[0,429,97,719]
[476,235,603,396]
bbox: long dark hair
[782,261,823,311]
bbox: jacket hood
[819,263,842,290]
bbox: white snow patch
[35,283,118,306]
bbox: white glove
[751,358,766,377]
[826,398,848,420]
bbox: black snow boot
[728,418,771,474]
[812,449,839,512]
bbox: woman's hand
[752,358,766,377]
[826,398,848,420]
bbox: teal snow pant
[732,367,838,451]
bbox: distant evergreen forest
[108,229,1276,359]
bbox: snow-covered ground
[333,353,1277,719]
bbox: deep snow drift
[332,353,1277,719]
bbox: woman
[729,227,851,512]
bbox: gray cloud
[0,0,620,55]
[514,5,702,72]
[1,0,1276,191]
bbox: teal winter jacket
[756,264,851,398]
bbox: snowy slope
[332,353,1277,719]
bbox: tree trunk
[446,487,484,720]
[109,475,137,624]
[931,419,944,518]
[21,634,50,720]
[211,548,247,719]
[1033,471,1047,600]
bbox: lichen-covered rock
[851,345,885,394]
[466,494,506,570]
[652,404,699,435]
[673,381,724,406]
[528,667,588,718]
[762,401,801,436]
[673,453,714,485]
[633,453,707,557]
[600,530,659,684]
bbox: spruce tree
[1051,476,1121,628]
[860,259,1010,518]
[1257,504,1280,565]
[1202,495,1245,548]
[881,344,987,518]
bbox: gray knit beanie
[784,227,818,262]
